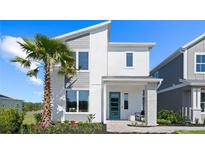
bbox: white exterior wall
[106,85,144,120]
[108,51,149,76]
[89,26,108,122]
[145,83,157,126]
[51,67,66,122]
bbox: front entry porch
[102,76,162,126]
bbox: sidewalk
[106,120,205,133]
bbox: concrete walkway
[106,120,205,133]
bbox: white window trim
[194,52,205,74]
[124,51,134,68]
[65,88,90,114]
[74,49,89,73]
[183,50,188,79]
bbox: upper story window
[126,52,133,67]
[78,52,88,70]
[196,54,205,73]
[153,71,159,78]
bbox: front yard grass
[176,130,205,134]
[23,111,40,125]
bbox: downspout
[157,79,163,90]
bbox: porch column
[145,83,157,126]
[103,82,107,124]
[191,88,201,123]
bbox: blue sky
[1,20,205,102]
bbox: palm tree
[11,34,76,128]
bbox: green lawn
[23,111,40,125]
[176,130,205,134]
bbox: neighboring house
[151,33,205,124]
[51,21,162,126]
[0,94,23,112]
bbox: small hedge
[157,110,185,125]
[20,122,106,134]
[157,119,171,125]
[0,108,24,133]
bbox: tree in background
[23,102,42,112]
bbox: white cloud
[0,36,43,85]
[30,77,43,85]
[33,91,43,96]
[0,36,26,58]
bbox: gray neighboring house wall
[0,94,23,112]
[151,33,205,124]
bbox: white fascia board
[53,21,111,40]
[109,42,156,49]
[182,33,205,49]
[183,49,188,79]
[158,83,187,94]
[102,78,163,83]
[180,79,205,86]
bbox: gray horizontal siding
[157,87,184,112]
[65,72,89,89]
[66,33,90,49]
[153,53,183,90]
[187,39,205,80]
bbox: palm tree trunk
[40,63,51,128]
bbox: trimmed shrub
[158,110,177,123]
[157,110,185,124]
[20,122,106,134]
[157,119,171,125]
[34,113,42,124]
[0,108,24,133]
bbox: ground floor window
[66,90,89,112]
[124,93,128,109]
[79,90,89,112]
[201,92,205,112]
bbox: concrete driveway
[106,120,205,133]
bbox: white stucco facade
[51,21,162,126]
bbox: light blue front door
[109,92,120,120]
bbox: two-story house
[151,33,205,124]
[51,21,162,126]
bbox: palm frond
[18,38,36,54]
[11,56,31,68]
[26,68,39,78]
